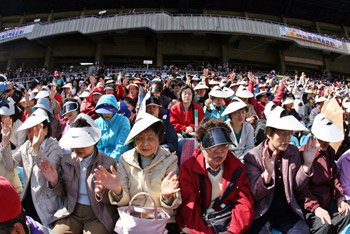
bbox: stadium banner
[0,25,34,41]
[280,26,343,49]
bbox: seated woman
[39,114,118,233]
[93,112,182,233]
[80,86,105,120]
[146,95,178,152]
[177,118,254,234]
[222,97,255,160]
[95,94,131,162]
[170,85,204,138]
[301,113,350,233]
[0,108,62,227]
[243,107,317,234]
[204,86,229,121]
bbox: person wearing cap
[304,94,316,124]
[0,108,63,226]
[150,80,172,110]
[177,118,254,233]
[0,176,54,234]
[248,73,286,119]
[0,97,26,152]
[281,93,303,122]
[146,94,178,152]
[104,85,115,95]
[193,82,209,108]
[94,112,182,233]
[300,113,350,233]
[308,96,327,128]
[39,114,118,233]
[222,98,255,160]
[244,107,318,234]
[80,86,105,120]
[95,94,131,161]
[59,98,80,150]
[204,86,229,121]
[126,83,139,102]
[170,85,204,137]
[20,90,36,122]
[235,85,258,125]
[34,98,61,139]
[60,83,73,100]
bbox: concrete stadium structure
[0,2,350,74]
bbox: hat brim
[311,114,344,142]
[34,104,53,114]
[266,115,308,132]
[95,108,116,114]
[59,127,101,148]
[18,115,48,131]
[222,101,247,116]
[124,113,161,145]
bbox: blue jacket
[95,95,131,161]
[203,103,228,121]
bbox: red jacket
[176,150,254,234]
[114,84,124,101]
[248,81,284,119]
[169,102,204,132]
[80,86,105,120]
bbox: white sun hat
[62,83,72,89]
[315,96,327,103]
[223,87,235,98]
[209,79,219,86]
[222,98,247,116]
[35,90,49,99]
[209,86,227,98]
[311,113,344,143]
[282,97,295,106]
[17,108,49,131]
[342,97,350,109]
[235,85,253,99]
[124,112,161,146]
[0,98,15,116]
[194,82,209,90]
[266,108,308,132]
[19,92,35,103]
[59,113,101,149]
[79,91,90,98]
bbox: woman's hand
[32,123,47,155]
[338,200,350,216]
[315,207,332,225]
[161,171,180,198]
[93,165,122,195]
[302,136,318,173]
[95,184,105,197]
[262,146,276,184]
[1,116,12,148]
[39,160,58,185]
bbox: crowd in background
[1,64,350,234]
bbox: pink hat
[0,176,22,222]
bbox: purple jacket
[243,140,312,220]
[337,149,350,201]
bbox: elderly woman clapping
[93,112,182,233]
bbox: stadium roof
[1,0,350,27]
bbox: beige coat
[0,137,63,226]
[51,149,118,232]
[109,147,182,223]
[0,152,23,194]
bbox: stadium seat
[177,138,196,166]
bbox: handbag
[199,166,243,233]
[114,192,170,234]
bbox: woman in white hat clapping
[244,107,318,233]
[301,113,350,233]
[0,108,62,227]
[39,113,118,233]
[204,86,229,121]
[93,112,182,233]
[222,97,255,160]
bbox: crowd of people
[0,66,350,234]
